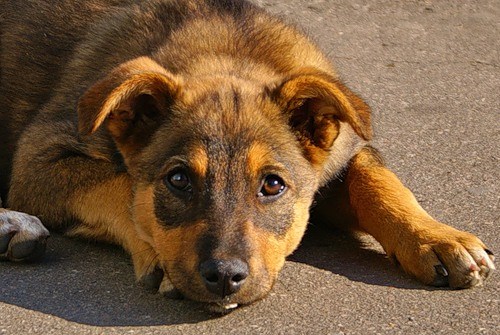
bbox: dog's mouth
[185,292,243,314]
[157,273,244,313]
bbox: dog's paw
[132,246,183,298]
[136,261,183,298]
[138,265,165,291]
[158,275,184,299]
[131,244,167,290]
[391,221,495,289]
[0,209,50,261]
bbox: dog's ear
[270,69,372,165]
[78,57,181,155]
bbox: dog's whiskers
[130,246,155,257]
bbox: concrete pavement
[1,0,499,334]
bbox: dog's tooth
[223,303,238,310]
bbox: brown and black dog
[0,0,495,312]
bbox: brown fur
[0,0,493,310]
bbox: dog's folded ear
[77,57,181,155]
[270,68,372,164]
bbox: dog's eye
[258,175,286,197]
[165,169,192,193]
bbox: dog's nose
[199,259,249,297]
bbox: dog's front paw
[138,264,165,291]
[135,257,183,298]
[131,245,183,298]
[391,221,495,288]
[0,209,50,261]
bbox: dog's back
[1,0,123,196]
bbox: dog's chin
[169,287,263,314]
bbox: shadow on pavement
[0,226,433,327]
[0,235,213,326]
[289,223,430,290]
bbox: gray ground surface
[1,0,498,334]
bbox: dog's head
[77,57,371,310]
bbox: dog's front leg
[7,142,165,290]
[344,147,495,288]
[65,174,166,291]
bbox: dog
[0,0,494,312]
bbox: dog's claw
[433,264,449,287]
[434,264,448,277]
[485,249,495,262]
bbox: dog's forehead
[181,75,273,117]
[186,137,276,181]
[175,80,292,166]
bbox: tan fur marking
[153,222,207,295]
[69,175,158,279]
[243,222,286,298]
[285,198,311,255]
[189,145,209,178]
[131,184,157,245]
[247,142,272,178]
[347,149,431,251]
[68,175,133,242]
